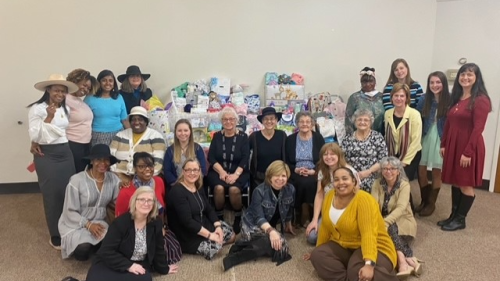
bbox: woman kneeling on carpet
[86,187,178,281]
[167,159,235,260]
[223,160,295,271]
[308,167,399,281]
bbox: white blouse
[28,102,70,144]
[329,204,346,225]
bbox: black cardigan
[93,212,169,275]
[284,131,325,172]
[120,88,152,114]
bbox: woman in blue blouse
[85,69,129,146]
[415,71,451,216]
[163,119,207,190]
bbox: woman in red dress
[439,63,491,231]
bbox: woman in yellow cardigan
[309,167,398,281]
[372,157,422,278]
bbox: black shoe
[222,249,260,271]
[233,217,241,235]
[437,186,461,226]
[441,194,475,231]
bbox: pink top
[65,94,93,143]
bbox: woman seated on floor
[58,144,121,261]
[307,167,399,281]
[110,106,166,186]
[167,158,235,260]
[371,157,422,278]
[115,152,166,217]
[86,186,178,281]
[223,160,295,271]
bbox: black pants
[290,172,317,207]
[68,140,91,173]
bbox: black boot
[216,210,224,221]
[233,210,242,235]
[414,185,431,213]
[441,194,475,231]
[223,248,261,271]
[437,186,461,226]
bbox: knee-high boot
[437,186,461,226]
[414,184,431,213]
[441,194,475,231]
[419,187,440,217]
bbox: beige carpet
[1,182,499,281]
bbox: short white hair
[219,107,238,120]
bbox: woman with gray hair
[341,108,388,192]
[285,111,325,227]
[206,107,250,234]
[371,157,422,279]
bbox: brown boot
[301,203,310,227]
[420,188,440,217]
[414,185,431,214]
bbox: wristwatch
[365,260,376,267]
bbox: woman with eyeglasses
[167,159,236,260]
[249,107,287,192]
[59,144,121,261]
[371,157,421,278]
[285,111,325,227]
[206,107,250,234]
[86,186,179,281]
[115,152,166,218]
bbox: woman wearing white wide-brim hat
[27,74,79,250]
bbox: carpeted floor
[1,182,499,281]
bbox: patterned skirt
[196,221,233,260]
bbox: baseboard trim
[424,171,489,191]
[0,182,40,194]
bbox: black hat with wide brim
[117,65,151,83]
[83,144,118,165]
[257,107,282,124]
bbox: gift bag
[245,94,261,114]
[148,110,170,140]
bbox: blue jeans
[306,217,322,245]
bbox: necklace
[355,130,371,141]
[185,182,204,222]
[90,169,105,183]
[222,131,237,171]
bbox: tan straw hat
[34,74,79,93]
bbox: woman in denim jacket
[223,160,295,271]
[415,71,451,216]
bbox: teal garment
[420,122,442,169]
[84,95,127,132]
[344,91,385,135]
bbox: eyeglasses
[298,120,312,125]
[136,164,154,170]
[222,117,236,123]
[136,198,154,205]
[382,167,398,172]
[184,168,200,174]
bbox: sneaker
[49,237,61,250]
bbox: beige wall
[432,0,500,190]
[0,0,440,183]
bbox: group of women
[27,58,491,281]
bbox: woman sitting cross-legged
[86,187,178,281]
[58,144,120,261]
[167,158,235,260]
[308,167,399,281]
[223,160,295,271]
[371,157,423,278]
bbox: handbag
[163,229,182,265]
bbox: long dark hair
[27,87,69,116]
[421,71,451,119]
[450,63,491,111]
[95,69,119,99]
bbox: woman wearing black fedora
[118,65,153,114]
[28,74,78,250]
[58,144,121,261]
[249,107,287,192]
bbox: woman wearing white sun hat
[28,74,79,250]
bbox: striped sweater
[110,128,166,175]
[382,82,424,111]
